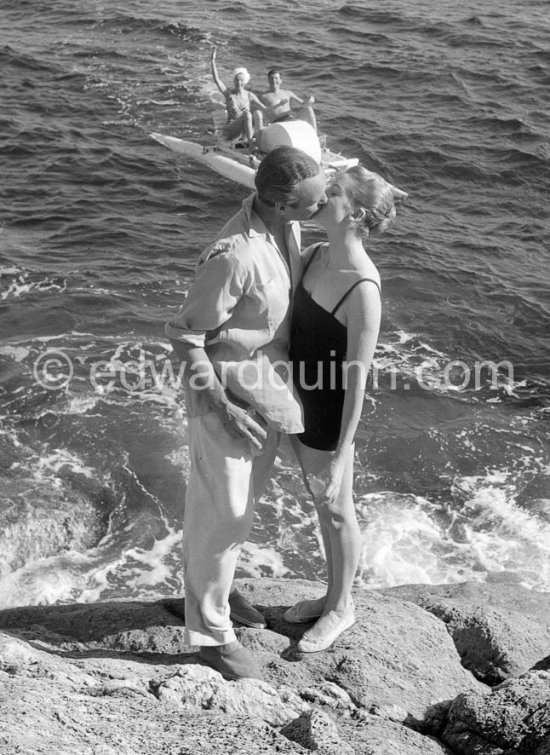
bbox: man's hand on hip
[218,403,268,453]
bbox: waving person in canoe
[211,47,268,149]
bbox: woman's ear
[351,207,366,222]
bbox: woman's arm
[324,281,381,501]
[211,47,228,96]
[338,281,381,450]
[248,92,269,111]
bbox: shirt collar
[242,192,300,244]
[242,193,268,238]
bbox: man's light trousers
[183,410,279,646]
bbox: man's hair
[267,68,282,79]
[255,146,320,207]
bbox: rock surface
[241,578,485,720]
[443,670,550,754]
[384,580,550,684]
[0,578,548,754]
[340,714,454,755]
[280,708,355,754]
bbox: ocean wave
[465,114,535,135]
[0,267,67,300]
[0,384,187,608]
[0,515,183,608]
[372,329,517,400]
[0,44,57,73]
[418,19,505,48]
[449,472,550,589]
[355,492,461,588]
[337,7,403,24]
[0,334,182,411]
[94,14,207,43]
[354,475,550,591]
[464,15,485,27]
[0,469,111,583]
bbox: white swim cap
[233,67,251,85]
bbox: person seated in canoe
[260,68,317,132]
[211,47,268,149]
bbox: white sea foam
[11,448,97,482]
[0,552,92,608]
[374,330,451,391]
[0,345,30,362]
[0,515,184,609]
[238,542,290,580]
[77,524,183,604]
[355,493,460,588]
[452,474,550,589]
[0,270,67,300]
[354,475,550,591]
[374,329,515,398]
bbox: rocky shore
[0,577,549,754]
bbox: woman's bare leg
[291,437,361,629]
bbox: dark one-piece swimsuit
[290,244,381,451]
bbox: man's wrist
[205,388,231,413]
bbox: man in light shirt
[165,146,327,680]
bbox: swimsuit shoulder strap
[302,242,324,276]
[331,278,381,316]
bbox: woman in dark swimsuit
[286,166,407,652]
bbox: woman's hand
[307,454,346,504]
[323,454,346,504]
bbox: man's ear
[274,202,288,216]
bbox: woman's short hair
[345,165,407,237]
[255,146,320,207]
[233,67,251,85]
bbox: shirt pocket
[253,276,290,331]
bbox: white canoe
[151,120,358,189]
[150,133,259,188]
